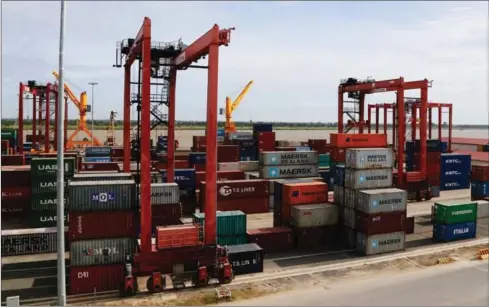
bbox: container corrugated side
[193,211,247,238]
[344,188,356,208]
[71,173,133,182]
[218,162,241,171]
[344,168,392,190]
[345,148,393,169]
[68,180,136,212]
[31,178,68,195]
[227,243,264,275]
[69,211,137,241]
[1,229,61,256]
[261,164,319,179]
[260,151,319,166]
[85,146,112,157]
[30,157,76,178]
[356,231,406,256]
[341,207,356,229]
[477,201,489,219]
[29,211,69,228]
[70,238,137,267]
[291,203,339,228]
[217,236,247,246]
[136,183,180,205]
[31,192,68,212]
[433,200,478,224]
[356,188,407,214]
[333,185,344,205]
[239,161,259,172]
[433,221,477,242]
[69,264,125,295]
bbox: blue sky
[2,1,487,124]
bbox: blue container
[85,146,111,157]
[329,176,335,188]
[296,146,311,151]
[433,221,477,242]
[318,169,330,185]
[161,168,196,189]
[333,165,345,187]
[84,156,111,163]
[188,153,206,166]
[158,136,168,142]
[440,142,448,153]
[471,181,489,198]
[217,129,225,137]
[406,152,414,171]
[440,178,470,191]
[252,123,273,133]
[238,139,256,149]
[431,185,441,198]
[440,153,471,172]
[240,148,257,161]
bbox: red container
[355,210,406,236]
[69,211,137,241]
[152,203,182,222]
[216,197,269,214]
[427,170,441,186]
[1,167,31,188]
[330,133,387,148]
[201,180,269,201]
[405,216,415,234]
[194,164,206,171]
[156,224,201,250]
[308,139,328,154]
[1,140,9,151]
[217,145,240,163]
[110,147,124,158]
[193,135,206,146]
[282,182,328,205]
[275,147,296,152]
[246,227,293,253]
[69,264,125,295]
[175,160,188,168]
[195,170,246,185]
[330,147,346,162]
[414,152,441,165]
[256,132,276,145]
[293,225,339,250]
[1,155,25,166]
[80,162,120,172]
[471,165,489,182]
[2,187,30,216]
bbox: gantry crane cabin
[52,71,103,148]
[221,80,253,136]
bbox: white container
[356,231,406,256]
[344,168,392,190]
[218,162,240,171]
[356,188,407,214]
[261,164,319,179]
[260,151,319,166]
[477,201,489,219]
[341,206,356,229]
[239,161,260,172]
[290,203,339,228]
[344,188,356,208]
[346,148,393,169]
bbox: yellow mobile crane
[52,71,102,148]
[223,80,254,136]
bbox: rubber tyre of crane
[146,277,155,293]
[195,277,209,288]
[119,278,138,297]
[416,191,422,202]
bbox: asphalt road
[225,260,489,306]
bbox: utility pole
[56,0,67,305]
[88,81,98,145]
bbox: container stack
[161,168,197,214]
[253,123,275,157]
[84,146,112,163]
[259,151,320,180]
[30,157,75,228]
[193,210,247,246]
[1,166,31,222]
[432,200,477,242]
[439,153,471,191]
[67,179,138,295]
[470,164,489,201]
[341,148,407,256]
[1,128,18,153]
[146,183,183,232]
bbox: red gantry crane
[114,17,235,296]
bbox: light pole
[88,81,98,146]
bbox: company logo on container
[453,227,469,235]
[268,168,279,178]
[445,159,462,164]
[174,176,191,181]
[219,186,233,196]
[82,247,119,256]
[445,171,462,176]
[92,192,115,202]
[445,182,460,187]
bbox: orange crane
[221,80,253,136]
[52,71,102,148]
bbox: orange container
[329,133,387,148]
[280,182,328,224]
[156,224,201,250]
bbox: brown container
[152,203,182,221]
[201,180,269,201]
[1,166,31,188]
[110,147,124,158]
[69,211,137,241]
[80,162,120,172]
[216,197,269,214]
[70,264,125,295]
[355,210,406,236]
[2,187,31,216]
[293,225,340,250]
[1,155,25,166]
[246,227,293,253]
[218,145,240,163]
[472,165,489,182]
[308,139,328,154]
[405,216,415,234]
[195,170,246,186]
[330,147,346,162]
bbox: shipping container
[472,165,489,182]
[80,162,120,172]
[330,147,346,162]
[330,133,387,148]
[218,162,241,171]
[1,227,68,257]
[293,225,339,249]
[253,123,273,132]
[1,154,25,166]
[152,203,183,220]
[356,188,407,214]
[196,170,246,184]
[218,145,240,163]
[440,153,471,172]
[200,180,269,201]
[217,236,247,246]
[188,152,206,166]
[333,185,344,205]
[30,157,76,177]
[69,211,137,241]
[30,211,69,228]
[431,185,441,198]
[260,151,319,166]
[355,210,406,236]
[215,197,269,215]
[84,156,111,163]
[193,211,247,238]
[226,243,264,275]
[433,200,478,224]
[291,203,339,228]
[156,224,201,250]
[345,148,393,169]
[282,182,328,205]
[477,201,489,219]
[246,227,293,253]
[85,146,112,157]
[1,166,31,188]
[341,206,356,229]
[136,183,180,205]
[471,181,489,198]
[433,221,477,242]
[71,173,133,182]
[340,226,356,249]
[344,188,356,208]
[68,180,136,212]
[239,161,260,171]
[261,164,319,179]
[332,164,345,186]
[356,231,406,256]
[2,187,31,203]
[31,192,68,212]
[440,178,470,191]
[69,264,125,295]
[70,238,137,266]
[344,168,393,190]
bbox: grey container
[68,180,136,212]
[356,231,406,256]
[356,188,407,214]
[341,207,356,229]
[71,173,133,182]
[30,157,76,178]
[344,168,392,190]
[260,164,319,179]
[1,227,68,256]
[260,151,319,166]
[31,178,68,195]
[345,148,393,170]
[344,188,356,208]
[333,185,344,205]
[136,183,180,205]
[70,237,138,267]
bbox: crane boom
[52,71,82,109]
[225,80,253,135]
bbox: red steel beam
[64,98,68,151]
[448,105,453,152]
[18,83,24,154]
[33,95,37,150]
[123,67,131,173]
[339,78,402,93]
[44,84,51,153]
[367,105,372,133]
[166,69,177,184]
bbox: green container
[30,157,76,178]
[29,211,69,228]
[193,210,247,239]
[1,128,17,140]
[217,235,247,246]
[434,200,478,225]
[319,154,330,167]
[31,192,68,212]
[31,177,69,195]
